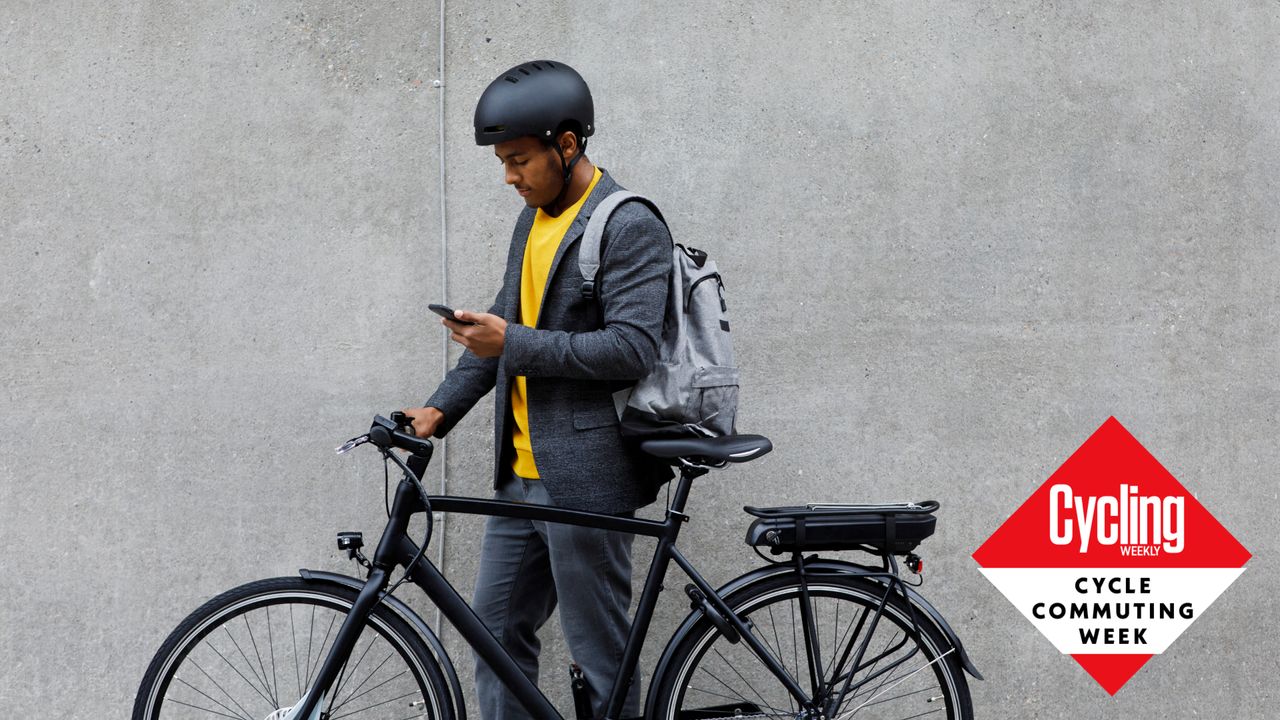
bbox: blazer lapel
[507,206,537,323]
[533,168,620,328]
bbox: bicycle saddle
[639,434,772,464]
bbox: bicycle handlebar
[371,413,435,459]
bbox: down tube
[397,536,563,720]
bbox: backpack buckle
[580,279,596,300]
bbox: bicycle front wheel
[133,576,453,720]
[650,572,972,720]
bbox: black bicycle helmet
[474,60,594,146]
[475,60,594,206]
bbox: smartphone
[429,303,477,325]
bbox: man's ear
[557,130,579,160]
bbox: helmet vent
[518,67,530,75]
[504,76,518,83]
[531,62,543,70]
[483,125,506,133]
[546,61,557,68]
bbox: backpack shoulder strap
[579,191,668,300]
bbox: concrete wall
[2,1,1276,717]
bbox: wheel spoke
[329,688,421,719]
[788,597,799,696]
[711,645,790,713]
[290,604,303,698]
[837,648,955,720]
[826,601,868,691]
[842,629,902,707]
[304,611,340,692]
[329,636,383,710]
[304,604,317,684]
[267,605,280,703]
[221,626,273,703]
[243,613,278,707]
[763,603,795,714]
[202,634,278,708]
[685,671,794,718]
[164,694,252,720]
[330,650,399,712]
[331,662,411,714]
[859,684,936,708]
[177,664,257,720]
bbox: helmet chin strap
[544,135,588,212]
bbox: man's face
[493,136,564,208]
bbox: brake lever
[335,434,370,455]
[389,410,416,436]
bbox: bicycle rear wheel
[133,577,452,720]
[650,572,972,720]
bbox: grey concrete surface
[2,1,1276,718]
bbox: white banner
[978,567,1246,654]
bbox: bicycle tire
[649,572,972,720]
[133,576,454,720]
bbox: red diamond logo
[972,417,1250,694]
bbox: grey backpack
[580,191,739,439]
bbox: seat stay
[666,545,815,708]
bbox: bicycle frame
[282,443,977,717]
[285,461,941,720]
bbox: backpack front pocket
[690,365,740,436]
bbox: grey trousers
[472,474,642,720]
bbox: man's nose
[505,166,519,185]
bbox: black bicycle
[133,414,981,720]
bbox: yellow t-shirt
[510,167,604,478]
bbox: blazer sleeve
[422,280,510,438]
[503,208,672,380]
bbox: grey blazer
[424,168,675,514]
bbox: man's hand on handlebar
[401,406,445,439]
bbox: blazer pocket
[573,407,621,430]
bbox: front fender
[298,569,465,720]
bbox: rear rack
[743,500,940,555]
[744,499,939,518]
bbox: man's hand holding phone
[430,304,507,358]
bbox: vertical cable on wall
[434,0,448,634]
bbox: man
[401,60,672,720]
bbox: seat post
[666,463,708,515]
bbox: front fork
[282,566,392,720]
[284,477,425,720]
